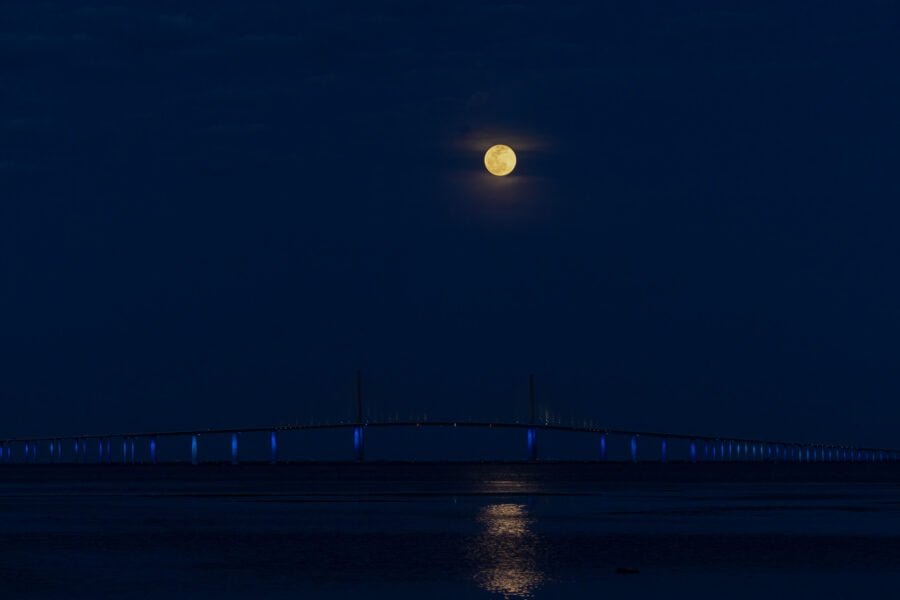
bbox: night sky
[2,1,899,449]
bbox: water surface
[1,463,899,598]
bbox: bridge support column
[231,433,239,465]
[660,438,667,463]
[191,435,199,466]
[526,428,537,461]
[690,440,697,464]
[129,438,136,464]
[270,431,278,464]
[630,435,638,463]
[150,437,158,465]
[353,426,364,461]
[599,433,607,461]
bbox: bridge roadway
[0,420,897,464]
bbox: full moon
[484,144,517,176]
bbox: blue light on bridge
[690,440,697,463]
[231,433,239,465]
[630,435,638,463]
[150,437,158,465]
[270,431,278,464]
[191,435,199,465]
[599,434,607,461]
[526,428,537,461]
[354,426,365,461]
[660,438,667,463]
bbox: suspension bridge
[1,374,896,465]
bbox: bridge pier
[660,438,667,463]
[630,435,638,463]
[231,433,240,465]
[353,426,365,462]
[270,430,278,464]
[191,434,199,465]
[526,428,537,461]
[150,437,158,465]
[690,439,697,464]
[599,433,607,461]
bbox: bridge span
[0,419,897,466]
[2,375,896,465]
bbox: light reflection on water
[470,503,544,598]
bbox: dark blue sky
[2,1,899,448]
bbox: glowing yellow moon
[484,144,516,176]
